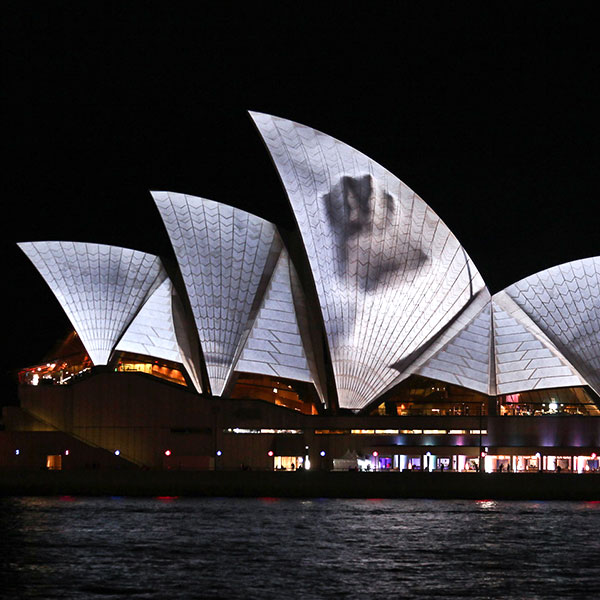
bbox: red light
[164,450,172,456]
[372,451,379,457]
[267,450,274,457]
[592,453,597,459]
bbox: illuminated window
[230,373,319,415]
[371,376,488,416]
[116,358,187,386]
[46,455,62,470]
[273,456,302,471]
[225,428,303,435]
[498,387,599,417]
[314,429,350,435]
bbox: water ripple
[1,497,599,599]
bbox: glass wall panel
[231,373,319,414]
[497,387,600,416]
[372,376,489,416]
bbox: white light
[272,388,278,393]
[15,449,20,456]
[114,449,120,456]
[549,402,558,411]
[320,450,326,457]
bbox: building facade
[3,113,599,474]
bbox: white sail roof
[116,278,181,362]
[18,125,598,408]
[234,248,324,400]
[251,111,486,410]
[152,191,282,396]
[414,295,494,395]
[115,277,203,392]
[500,257,600,395]
[19,241,166,365]
[492,292,586,395]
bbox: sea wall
[1,470,599,500]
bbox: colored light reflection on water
[1,497,599,599]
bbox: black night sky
[4,2,599,398]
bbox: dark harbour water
[1,497,599,600]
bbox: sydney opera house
[2,113,599,475]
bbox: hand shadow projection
[323,173,428,293]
